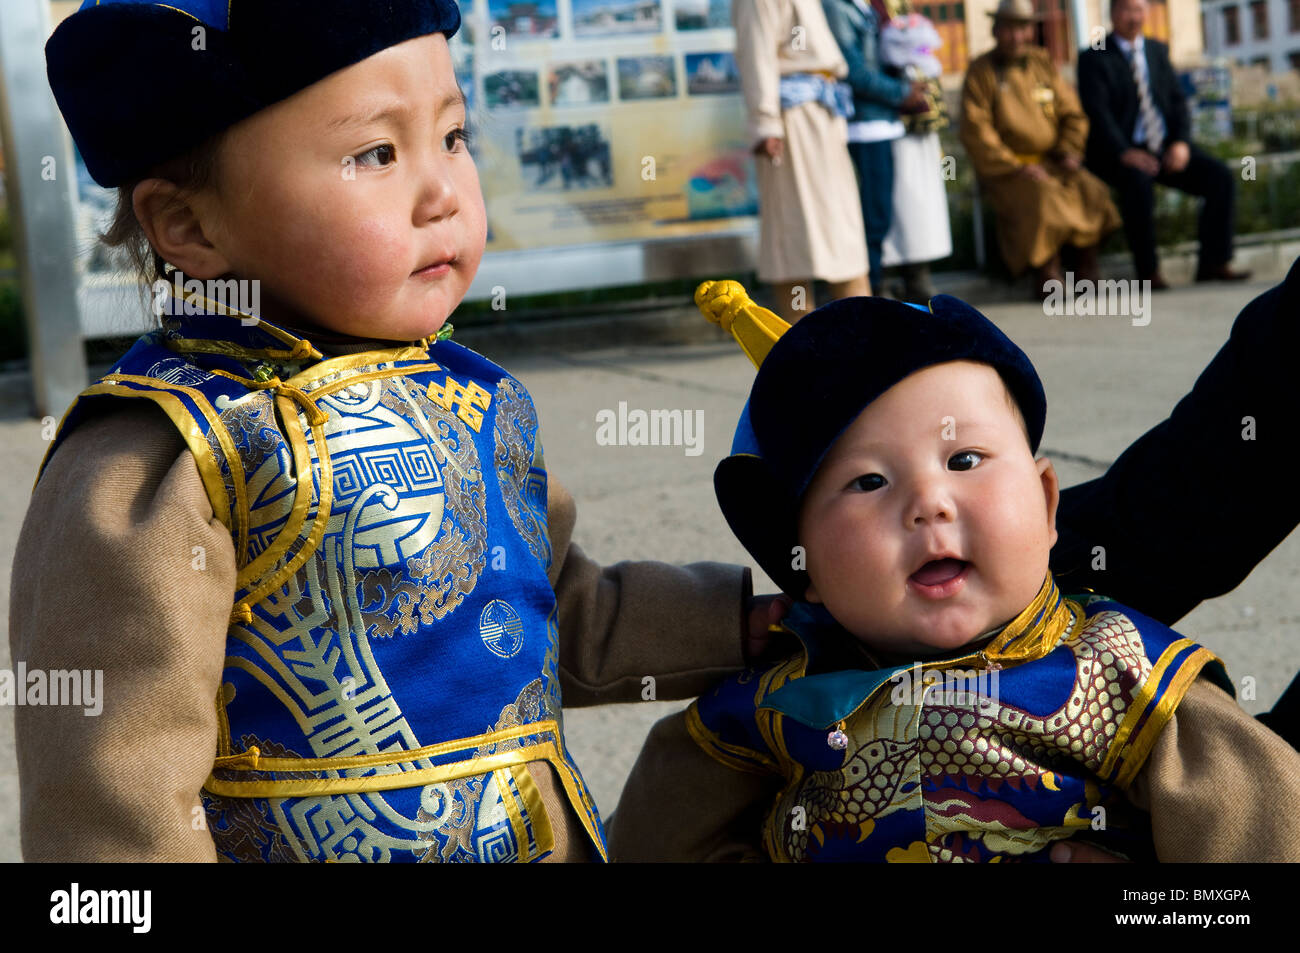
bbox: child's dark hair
[100,132,228,291]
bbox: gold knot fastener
[694,279,750,334]
[694,279,791,370]
[289,339,318,361]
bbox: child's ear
[133,179,232,280]
[1037,456,1060,548]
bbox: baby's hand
[744,594,795,663]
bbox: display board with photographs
[65,0,757,278]
[459,0,758,253]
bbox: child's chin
[911,627,985,656]
[854,629,983,665]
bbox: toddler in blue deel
[10,1,771,862]
[608,280,1300,862]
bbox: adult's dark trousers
[1050,257,1300,748]
[849,139,895,284]
[1094,143,1235,277]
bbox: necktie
[1128,45,1164,154]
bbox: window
[1224,5,1241,44]
[1143,0,1171,42]
[1289,50,1300,69]
[1291,0,1300,31]
[915,3,968,74]
[1033,0,1073,66]
[1251,0,1269,38]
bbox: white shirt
[1113,33,1167,147]
[847,118,907,142]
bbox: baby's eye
[852,473,887,492]
[948,451,983,471]
[444,127,471,153]
[356,144,396,167]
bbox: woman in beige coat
[733,0,871,320]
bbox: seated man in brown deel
[960,0,1120,298]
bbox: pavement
[1,269,1298,862]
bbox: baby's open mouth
[909,558,969,586]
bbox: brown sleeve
[9,402,236,861]
[1125,675,1300,862]
[959,58,1022,180]
[1050,63,1090,157]
[546,476,750,707]
[607,709,776,862]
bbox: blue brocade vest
[38,307,605,862]
[688,575,1231,862]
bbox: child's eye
[356,144,396,167]
[948,451,983,471]
[852,473,887,492]
[444,127,471,152]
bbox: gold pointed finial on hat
[695,280,790,369]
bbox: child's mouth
[908,558,969,598]
[413,257,456,278]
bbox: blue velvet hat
[697,281,1046,597]
[47,0,461,188]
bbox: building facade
[1201,0,1300,71]
[923,0,1203,75]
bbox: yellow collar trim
[975,572,1081,668]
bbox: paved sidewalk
[1,276,1297,861]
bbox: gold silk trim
[1114,646,1217,788]
[1097,637,1221,788]
[975,573,1080,668]
[1097,638,1188,780]
[207,741,557,797]
[214,685,232,758]
[168,288,324,361]
[204,717,607,860]
[685,703,780,776]
[280,354,438,391]
[508,763,556,860]
[301,363,445,396]
[214,720,558,774]
[207,367,330,427]
[164,337,321,364]
[233,400,334,609]
[76,379,245,536]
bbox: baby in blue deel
[609,280,1300,862]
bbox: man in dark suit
[1077,0,1250,287]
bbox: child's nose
[906,477,955,527]
[414,160,458,224]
